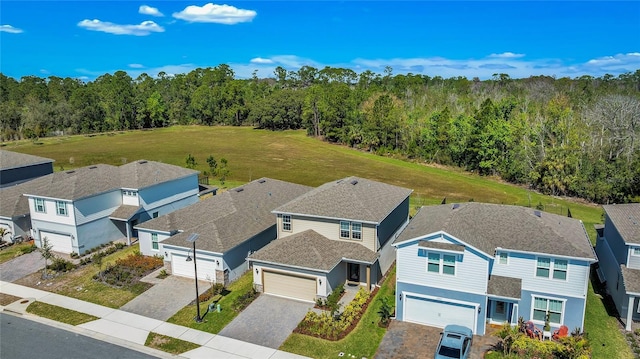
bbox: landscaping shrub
[20,244,36,254]
[231,288,259,312]
[93,252,163,287]
[494,322,592,359]
[377,297,393,327]
[315,284,344,314]
[295,287,374,341]
[48,257,76,272]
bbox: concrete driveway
[219,295,315,349]
[374,321,499,359]
[0,251,43,282]
[119,274,210,321]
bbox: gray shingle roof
[0,150,53,170]
[110,205,142,221]
[21,160,197,201]
[273,176,412,224]
[603,204,640,245]
[621,265,640,295]
[248,229,378,272]
[418,240,465,252]
[0,181,40,218]
[395,203,596,260]
[140,178,313,254]
[487,275,522,299]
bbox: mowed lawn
[2,125,628,358]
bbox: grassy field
[26,301,98,325]
[0,242,36,264]
[2,126,626,357]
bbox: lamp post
[185,233,202,323]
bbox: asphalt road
[0,313,161,359]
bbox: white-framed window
[35,198,46,213]
[152,212,158,218]
[56,201,67,216]
[536,257,551,278]
[637,300,640,314]
[536,257,568,280]
[633,247,640,256]
[351,222,362,240]
[553,259,568,280]
[427,253,440,273]
[151,233,158,250]
[340,221,350,238]
[532,296,564,324]
[443,254,456,275]
[123,190,138,197]
[282,215,291,231]
[498,252,508,265]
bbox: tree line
[1,66,639,204]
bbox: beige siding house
[249,176,412,303]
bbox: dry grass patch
[145,332,199,354]
[0,293,22,306]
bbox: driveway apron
[219,294,314,349]
[0,251,43,282]
[119,275,209,321]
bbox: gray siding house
[0,150,54,188]
[249,177,412,303]
[595,203,640,330]
[136,178,312,285]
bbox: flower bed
[294,286,378,341]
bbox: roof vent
[534,210,542,217]
[350,180,358,185]
[138,160,148,164]
[452,203,460,210]
[66,170,75,174]
[235,188,244,193]
[258,179,266,183]
[89,166,97,169]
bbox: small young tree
[185,154,197,169]
[218,158,230,185]
[377,297,393,327]
[206,155,217,178]
[40,237,55,279]
[93,252,104,281]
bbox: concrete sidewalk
[0,281,309,359]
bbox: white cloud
[139,5,164,17]
[173,3,256,24]
[128,63,145,69]
[77,19,164,36]
[40,69,50,75]
[250,57,274,64]
[0,24,24,34]
[489,52,525,59]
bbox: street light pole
[186,233,202,323]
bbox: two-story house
[248,177,413,303]
[595,203,640,331]
[393,203,597,335]
[0,150,54,188]
[23,160,199,254]
[135,178,312,285]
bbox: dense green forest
[1,66,639,204]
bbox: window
[533,297,563,324]
[418,248,427,257]
[56,201,67,216]
[152,212,158,218]
[498,252,508,265]
[633,248,640,256]
[553,259,568,280]
[351,222,362,240]
[151,233,158,250]
[340,221,350,238]
[282,215,291,231]
[443,254,456,275]
[35,198,46,213]
[427,253,440,273]
[123,190,138,197]
[536,257,551,278]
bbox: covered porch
[486,275,522,326]
[109,205,142,246]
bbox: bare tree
[40,237,55,279]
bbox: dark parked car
[434,324,473,359]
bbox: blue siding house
[393,203,597,335]
[595,203,640,331]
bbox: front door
[348,263,360,282]
[493,300,507,323]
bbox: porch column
[126,222,131,246]
[627,296,635,331]
[366,265,371,292]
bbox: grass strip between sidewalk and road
[26,301,98,326]
[144,332,199,355]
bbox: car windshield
[438,345,461,358]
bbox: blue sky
[1,1,639,81]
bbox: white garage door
[171,253,217,281]
[404,294,477,333]
[40,231,73,254]
[263,271,316,303]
